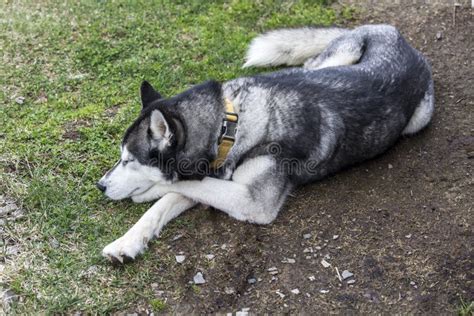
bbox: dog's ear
[149,110,172,143]
[141,81,162,109]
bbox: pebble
[320,289,329,294]
[303,247,313,253]
[436,31,443,40]
[314,246,322,250]
[347,279,356,285]
[405,234,412,239]
[224,287,235,295]
[291,288,300,295]
[14,96,25,105]
[321,259,331,268]
[205,254,215,260]
[247,277,257,284]
[276,290,285,298]
[175,255,186,263]
[303,233,312,239]
[308,275,316,281]
[333,235,339,240]
[193,272,206,284]
[50,239,60,249]
[388,163,393,169]
[236,308,250,316]
[267,267,278,272]
[341,270,354,280]
[171,234,183,241]
[283,258,295,264]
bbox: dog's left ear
[141,81,162,109]
[149,110,172,144]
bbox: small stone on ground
[341,270,354,280]
[275,290,285,298]
[321,259,331,268]
[193,272,206,284]
[14,96,25,104]
[291,288,300,294]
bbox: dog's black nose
[96,182,106,193]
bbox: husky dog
[97,25,434,263]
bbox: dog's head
[97,81,186,200]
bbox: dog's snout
[96,182,107,193]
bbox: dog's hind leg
[102,193,196,263]
[304,33,365,70]
[402,81,435,135]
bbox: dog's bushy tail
[243,27,348,68]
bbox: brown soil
[140,3,473,314]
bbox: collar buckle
[220,115,238,142]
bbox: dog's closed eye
[122,158,135,166]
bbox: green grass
[458,299,474,316]
[0,0,340,313]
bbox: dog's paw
[102,233,149,263]
[131,193,157,203]
[131,184,170,203]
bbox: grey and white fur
[97,24,434,263]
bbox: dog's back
[225,24,434,184]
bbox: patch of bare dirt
[62,119,92,141]
[132,3,473,314]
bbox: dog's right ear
[141,81,162,109]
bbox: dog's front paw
[131,193,157,203]
[131,184,170,203]
[102,233,149,264]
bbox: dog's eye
[122,158,134,166]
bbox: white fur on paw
[131,194,155,203]
[131,184,168,203]
[102,233,149,263]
